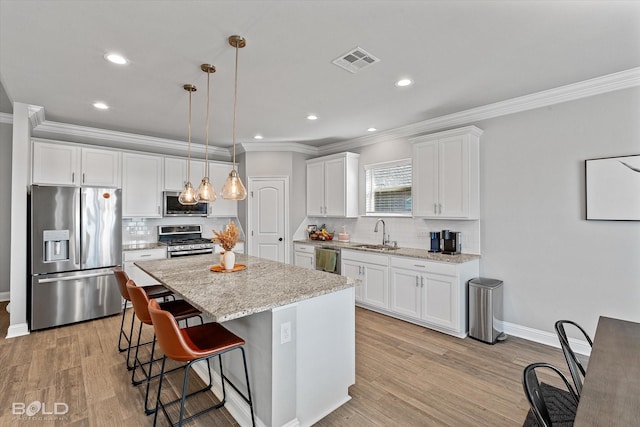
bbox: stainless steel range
[158,225,215,258]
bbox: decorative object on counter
[210,263,247,273]
[178,84,198,205]
[309,224,333,241]
[212,221,240,270]
[338,225,350,242]
[195,64,217,203]
[221,35,248,200]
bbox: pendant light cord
[205,68,210,176]
[232,41,239,170]
[187,88,192,179]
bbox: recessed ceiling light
[93,102,109,110]
[307,115,318,121]
[395,78,413,87]
[367,127,377,132]
[254,135,263,140]
[104,53,128,65]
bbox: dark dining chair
[554,320,593,397]
[522,362,579,427]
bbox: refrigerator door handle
[37,271,114,283]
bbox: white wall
[477,87,640,337]
[0,121,12,297]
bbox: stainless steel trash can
[468,277,506,344]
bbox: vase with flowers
[212,221,239,270]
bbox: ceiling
[1,1,639,149]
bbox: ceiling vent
[332,46,380,73]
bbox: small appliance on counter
[428,232,441,252]
[442,230,462,255]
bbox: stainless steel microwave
[163,192,209,217]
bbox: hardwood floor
[0,303,569,426]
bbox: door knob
[278,237,283,241]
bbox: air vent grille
[332,47,380,73]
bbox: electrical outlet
[280,321,291,344]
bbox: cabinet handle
[157,206,161,215]
[421,276,425,287]
[434,203,437,214]
[415,276,419,287]
[72,172,75,183]
[82,173,86,183]
[439,203,442,214]
[414,264,426,268]
[140,254,151,258]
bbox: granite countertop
[136,254,355,322]
[294,239,480,264]
[123,242,167,251]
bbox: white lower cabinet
[122,247,167,286]
[390,256,479,337]
[341,250,389,310]
[294,243,315,270]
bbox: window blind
[365,160,412,214]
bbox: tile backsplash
[122,216,244,245]
[302,216,481,254]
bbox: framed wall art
[585,154,640,220]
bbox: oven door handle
[168,249,213,258]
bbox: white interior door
[248,177,288,262]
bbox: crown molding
[5,67,639,157]
[318,67,640,155]
[32,120,231,159]
[238,141,320,155]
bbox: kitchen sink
[354,244,399,252]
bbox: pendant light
[221,35,248,200]
[178,84,198,205]
[196,64,217,203]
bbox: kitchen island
[136,254,356,427]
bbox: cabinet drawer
[341,249,389,266]
[294,244,315,254]
[391,256,456,276]
[123,248,167,262]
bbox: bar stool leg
[117,305,129,352]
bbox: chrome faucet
[374,219,388,246]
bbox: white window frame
[364,158,412,217]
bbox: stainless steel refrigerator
[29,185,122,330]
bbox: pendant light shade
[196,64,217,203]
[221,35,247,201]
[179,84,198,205]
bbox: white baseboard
[502,321,592,356]
[6,322,30,339]
[0,291,9,302]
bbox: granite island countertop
[136,253,355,322]
[294,239,480,264]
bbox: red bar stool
[148,299,256,427]
[126,280,203,415]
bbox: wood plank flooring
[0,302,570,426]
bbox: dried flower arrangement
[212,221,239,251]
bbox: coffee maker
[442,230,462,255]
[428,232,441,253]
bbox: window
[364,159,412,215]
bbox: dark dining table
[573,316,640,426]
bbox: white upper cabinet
[410,126,482,219]
[32,140,121,187]
[122,152,163,218]
[163,157,205,191]
[306,152,359,218]
[208,162,238,217]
